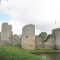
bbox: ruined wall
[0,32,1,43]
[0,32,1,45]
[1,22,60,50]
[35,35,44,49]
[44,34,55,49]
[52,28,60,50]
[13,34,22,45]
[22,24,35,50]
[1,22,13,45]
[35,34,55,50]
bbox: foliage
[45,34,51,41]
[39,32,47,41]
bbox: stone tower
[52,28,60,50]
[22,24,35,50]
[1,22,13,45]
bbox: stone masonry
[22,24,35,50]
[44,34,55,49]
[0,22,60,50]
[52,28,60,50]
[35,35,44,49]
[13,34,22,45]
[1,22,13,45]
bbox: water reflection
[35,53,60,60]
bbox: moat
[37,53,60,60]
[30,50,60,60]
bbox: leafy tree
[39,32,47,41]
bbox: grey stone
[22,24,35,50]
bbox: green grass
[0,46,44,60]
[30,49,60,54]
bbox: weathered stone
[13,34,22,45]
[0,22,60,50]
[1,22,13,45]
[0,32,1,43]
[52,28,60,50]
[44,34,55,49]
[22,24,35,50]
[35,35,44,49]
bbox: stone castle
[0,22,60,50]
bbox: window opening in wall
[26,36,28,38]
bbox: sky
[0,0,60,35]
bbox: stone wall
[13,34,22,45]
[35,34,55,50]
[0,22,60,50]
[0,32,1,43]
[35,35,44,49]
[44,34,55,49]
[52,28,60,50]
[22,24,35,50]
[1,22,13,45]
[0,32,1,45]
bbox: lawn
[0,46,43,60]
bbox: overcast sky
[0,0,60,35]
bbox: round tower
[1,22,13,45]
[52,28,60,50]
[22,24,35,50]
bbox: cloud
[0,21,3,32]
[0,0,60,35]
[8,19,25,35]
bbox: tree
[39,32,47,41]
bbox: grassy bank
[0,46,43,60]
[30,49,60,54]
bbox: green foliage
[45,34,51,41]
[39,32,47,41]
[0,46,44,60]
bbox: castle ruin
[0,22,60,50]
[1,22,13,45]
[52,28,60,49]
[22,24,35,50]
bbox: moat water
[35,53,60,60]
